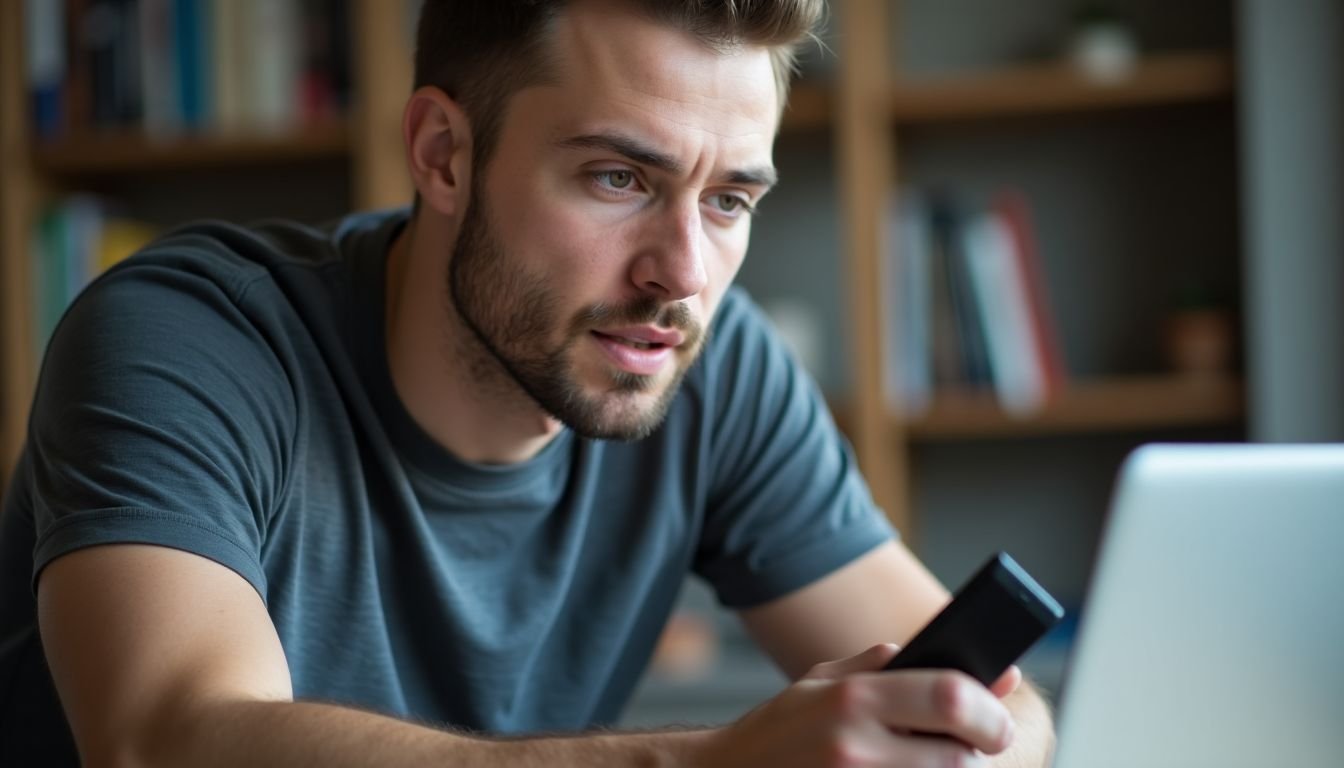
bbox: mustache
[574,297,702,344]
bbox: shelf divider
[32,122,352,175]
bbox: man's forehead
[542,0,780,129]
[515,1,779,173]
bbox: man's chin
[554,374,683,441]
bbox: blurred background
[2,0,1341,729]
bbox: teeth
[597,332,663,350]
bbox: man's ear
[403,86,473,217]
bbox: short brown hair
[414,0,824,170]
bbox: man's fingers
[886,732,990,768]
[861,669,1015,755]
[989,664,1022,699]
[802,643,900,681]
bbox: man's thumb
[802,643,900,681]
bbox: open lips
[590,326,684,375]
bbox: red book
[993,191,1068,398]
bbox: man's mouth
[593,333,667,351]
[589,330,680,377]
[593,325,686,348]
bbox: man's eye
[597,170,636,190]
[710,194,750,214]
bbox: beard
[447,194,707,441]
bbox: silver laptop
[1051,444,1344,768]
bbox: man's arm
[41,543,1015,767]
[739,540,1057,767]
[37,544,707,767]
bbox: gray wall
[1238,0,1344,442]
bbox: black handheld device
[883,551,1064,687]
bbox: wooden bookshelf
[0,0,408,490]
[835,1,1245,536]
[32,123,352,176]
[904,375,1244,440]
[889,51,1234,124]
[1,0,33,485]
[782,82,833,131]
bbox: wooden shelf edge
[902,375,1245,440]
[32,121,352,175]
[889,51,1235,124]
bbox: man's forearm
[134,698,710,768]
[992,680,1056,768]
[115,673,1053,768]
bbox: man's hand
[698,644,1020,768]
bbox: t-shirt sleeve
[25,246,295,598]
[693,289,896,609]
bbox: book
[885,189,934,413]
[888,187,1067,412]
[174,0,212,129]
[209,0,245,133]
[994,191,1068,398]
[26,0,66,138]
[82,0,143,128]
[63,0,92,134]
[931,196,993,388]
[299,0,342,122]
[927,195,967,388]
[140,0,184,135]
[37,0,351,138]
[30,197,156,356]
[963,211,1049,414]
[33,206,71,348]
[245,0,303,133]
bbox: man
[0,0,1055,765]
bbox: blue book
[174,0,212,128]
[25,0,66,137]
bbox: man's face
[449,1,780,441]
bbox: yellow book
[96,219,158,273]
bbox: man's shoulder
[44,208,409,393]
[104,208,407,297]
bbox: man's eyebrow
[726,166,778,190]
[556,131,778,190]
[556,132,684,175]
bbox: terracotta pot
[1165,309,1234,377]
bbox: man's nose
[629,199,709,301]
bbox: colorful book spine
[885,189,934,413]
[30,197,157,357]
[174,0,212,129]
[246,0,303,133]
[82,0,144,129]
[209,0,244,133]
[139,0,183,135]
[887,187,1067,410]
[995,191,1068,398]
[25,0,67,138]
[31,0,351,138]
[964,211,1049,414]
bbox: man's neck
[383,219,565,465]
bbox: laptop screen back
[1052,444,1344,768]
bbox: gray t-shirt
[0,209,893,761]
